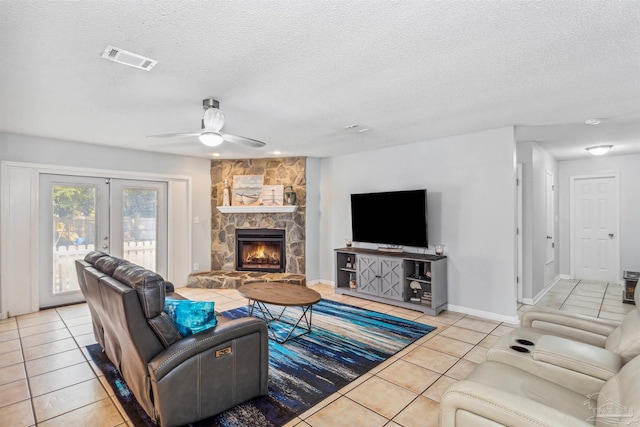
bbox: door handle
[102,245,109,249]
[546,236,552,239]
[609,233,614,238]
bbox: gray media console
[334,247,447,316]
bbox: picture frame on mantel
[261,185,284,206]
[232,175,263,206]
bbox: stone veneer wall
[210,157,306,274]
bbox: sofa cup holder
[515,339,535,346]
[510,345,531,353]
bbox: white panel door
[545,170,554,264]
[572,176,619,282]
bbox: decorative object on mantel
[435,244,445,256]
[233,175,263,206]
[261,185,284,206]
[222,179,231,206]
[284,185,297,205]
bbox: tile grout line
[598,283,609,317]
[558,279,580,309]
[62,305,131,425]
[14,313,40,426]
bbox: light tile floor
[0,280,631,427]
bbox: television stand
[334,247,447,316]
[377,246,404,253]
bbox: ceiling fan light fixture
[586,145,613,156]
[199,132,224,147]
[203,106,225,131]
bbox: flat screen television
[351,189,428,248]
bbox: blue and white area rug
[88,299,435,427]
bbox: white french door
[110,179,168,275]
[39,175,167,308]
[571,175,620,282]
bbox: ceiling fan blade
[221,132,266,148]
[147,132,201,138]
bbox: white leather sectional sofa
[441,290,640,426]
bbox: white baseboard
[307,279,334,287]
[446,304,520,325]
[522,275,562,305]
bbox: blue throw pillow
[163,299,218,337]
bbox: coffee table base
[248,300,313,344]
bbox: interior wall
[559,154,640,278]
[532,143,560,295]
[319,127,518,319]
[305,157,321,282]
[516,142,560,300]
[0,133,211,316]
[516,141,534,299]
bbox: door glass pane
[52,185,97,294]
[122,188,158,271]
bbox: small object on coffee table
[238,282,321,344]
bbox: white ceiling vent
[101,45,158,71]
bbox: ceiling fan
[147,99,266,148]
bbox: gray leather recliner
[76,252,269,427]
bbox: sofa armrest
[148,316,267,382]
[532,335,622,381]
[441,380,594,427]
[521,309,619,347]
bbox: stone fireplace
[187,157,306,289]
[236,229,286,273]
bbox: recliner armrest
[521,309,619,347]
[148,316,268,382]
[532,335,622,381]
[441,380,594,427]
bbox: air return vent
[101,45,158,71]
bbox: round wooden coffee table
[238,282,321,343]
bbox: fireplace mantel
[216,206,297,214]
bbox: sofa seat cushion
[464,361,595,423]
[164,299,218,337]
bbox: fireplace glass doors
[236,229,286,273]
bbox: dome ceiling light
[585,145,613,156]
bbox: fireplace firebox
[236,229,286,273]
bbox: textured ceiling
[1,1,639,160]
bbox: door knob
[546,235,552,239]
[102,245,108,249]
[609,233,614,238]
